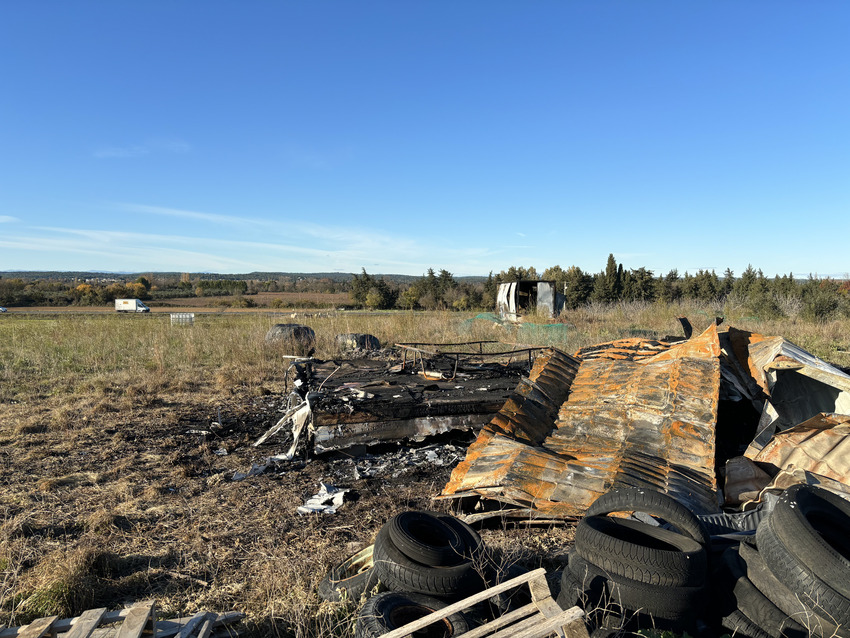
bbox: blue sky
[1,2,848,278]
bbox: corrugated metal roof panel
[441,325,722,518]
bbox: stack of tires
[558,488,711,634]
[319,511,485,638]
[715,484,850,638]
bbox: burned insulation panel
[307,357,529,453]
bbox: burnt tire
[574,515,707,587]
[586,487,710,547]
[372,524,483,597]
[756,514,850,631]
[738,539,843,638]
[715,546,807,638]
[769,484,850,599]
[355,591,469,638]
[388,511,465,567]
[318,544,381,603]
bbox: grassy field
[1,303,849,636]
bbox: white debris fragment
[297,482,351,514]
[232,462,268,481]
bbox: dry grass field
[1,302,849,637]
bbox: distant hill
[0,270,488,284]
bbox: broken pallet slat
[63,609,107,638]
[484,611,560,638]
[374,568,586,638]
[114,603,155,638]
[17,617,58,638]
[490,606,585,638]
[457,602,539,638]
[174,613,207,638]
[3,611,243,638]
[527,577,563,619]
[375,569,547,638]
[193,617,213,638]
[155,612,244,638]
[175,612,218,638]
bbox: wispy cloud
[2,217,498,275]
[0,216,18,223]
[117,203,268,227]
[93,138,191,159]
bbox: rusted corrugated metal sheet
[575,337,675,362]
[440,348,581,517]
[747,413,850,483]
[744,336,850,452]
[441,325,723,518]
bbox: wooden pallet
[379,567,589,638]
[1,602,243,638]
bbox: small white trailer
[115,298,150,313]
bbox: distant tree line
[0,273,344,307]
[2,257,849,321]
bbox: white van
[114,299,150,313]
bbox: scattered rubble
[216,322,850,635]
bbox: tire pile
[319,510,489,638]
[557,488,712,635]
[714,484,850,638]
[319,485,850,638]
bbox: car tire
[756,515,850,630]
[720,609,773,638]
[738,539,842,638]
[567,551,706,630]
[355,591,469,638]
[387,511,465,567]
[715,545,807,638]
[372,524,483,597]
[586,487,711,547]
[769,484,850,599]
[574,515,707,587]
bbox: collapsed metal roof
[440,326,723,520]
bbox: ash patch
[326,441,467,482]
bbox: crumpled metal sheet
[440,348,581,508]
[746,412,850,483]
[744,336,850,452]
[441,326,722,518]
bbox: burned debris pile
[301,322,850,637]
[253,341,545,458]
